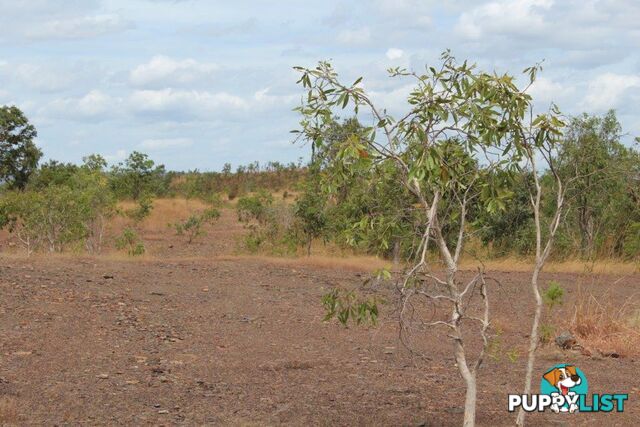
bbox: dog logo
[541,365,584,413]
[508,363,627,414]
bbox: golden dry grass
[213,254,391,272]
[2,197,637,275]
[459,257,639,274]
[569,290,640,358]
[115,198,211,233]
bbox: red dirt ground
[1,208,639,426]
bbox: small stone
[158,410,169,414]
[202,288,209,292]
[97,374,109,379]
[555,331,576,349]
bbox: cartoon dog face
[543,365,581,395]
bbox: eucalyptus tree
[294,52,564,426]
[0,105,42,190]
[556,111,639,258]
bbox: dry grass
[115,198,211,233]
[213,254,391,272]
[569,290,640,358]
[1,196,638,275]
[459,257,639,274]
[0,396,19,426]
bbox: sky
[1,0,639,171]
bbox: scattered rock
[555,331,576,349]
[97,374,109,379]
[102,274,114,280]
[158,410,169,414]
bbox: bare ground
[1,207,640,425]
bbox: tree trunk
[392,239,401,268]
[516,265,543,427]
[463,375,477,427]
[453,336,477,427]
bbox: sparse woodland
[1,54,640,427]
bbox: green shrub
[543,281,564,311]
[171,208,220,243]
[125,194,154,223]
[115,228,145,256]
[236,191,298,254]
[623,222,640,260]
[0,166,115,254]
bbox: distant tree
[0,105,42,190]
[28,160,78,189]
[553,111,640,259]
[82,154,108,172]
[293,178,326,256]
[110,151,166,200]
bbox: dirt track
[1,254,639,426]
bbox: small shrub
[506,348,519,363]
[539,323,555,344]
[171,208,220,243]
[115,228,145,256]
[322,288,380,326]
[125,194,154,223]
[542,281,564,311]
[623,222,640,261]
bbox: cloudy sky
[1,0,638,171]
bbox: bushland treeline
[0,104,638,260]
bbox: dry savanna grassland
[1,197,639,426]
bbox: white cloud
[252,87,297,107]
[105,149,127,163]
[45,90,118,119]
[10,63,73,92]
[26,14,133,40]
[386,48,404,60]
[337,27,371,45]
[130,55,219,88]
[140,138,193,150]
[129,89,248,117]
[583,73,640,111]
[456,0,554,40]
[527,76,574,105]
[369,84,415,116]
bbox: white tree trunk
[516,266,543,426]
